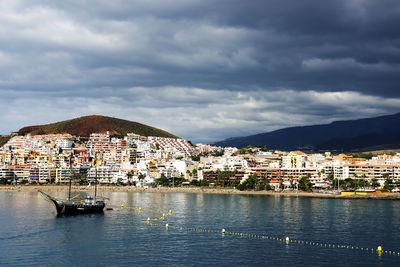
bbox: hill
[213,112,400,152]
[17,115,178,138]
[0,135,11,147]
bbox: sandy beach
[1,185,400,200]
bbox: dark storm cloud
[3,0,400,94]
[0,0,399,141]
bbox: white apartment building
[55,138,73,148]
[343,164,400,181]
[281,151,307,168]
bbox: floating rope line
[144,221,400,257]
[112,203,172,222]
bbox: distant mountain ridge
[17,115,178,138]
[213,112,400,152]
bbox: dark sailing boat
[40,165,105,216]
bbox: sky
[0,0,399,143]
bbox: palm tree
[138,173,145,186]
[127,171,133,184]
[278,177,284,191]
[289,176,294,190]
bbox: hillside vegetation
[17,115,178,138]
[0,135,11,147]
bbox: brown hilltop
[18,115,178,138]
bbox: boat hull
[51,199,105,216]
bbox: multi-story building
[344,164,400,181]
[0,165,30,183]
[281,151,307,168]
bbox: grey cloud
[1,1,399,96]
[0,0,399,142]
[1,87,400,143]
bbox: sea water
[0,191,399,266]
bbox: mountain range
[213,112,400,152]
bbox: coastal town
[1,132,400,192]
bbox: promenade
[2,185,400,200]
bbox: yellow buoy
[377,246,383,253]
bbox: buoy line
[144,220,400,257]
[112,203,172,222]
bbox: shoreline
[1,185,400,200]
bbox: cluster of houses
[1,132,400,190]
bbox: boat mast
[68,155,72,202]
[95,166,97,201]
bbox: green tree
[238,148,247,155]
[156,174,169,186]
[71,172,88,185]
[357,179,369,189]
[237,174,258,191]
[383,178,394,191]
[229,180,240,188]
[342,178,356,190]
[138,173,146,183]
[278,177,284,191]
[200,179,209,186]
[78,174,88,185]
[350,152,373,159]
[191,155,200,161]
[236,183,246,191]
[172,177,187,186]
[298,176,313,192]
[265,178,272,191]
[211,150,224,157]
[371,178,380,189]
[326,172,334,183]
[190,180,200,186]
[256,180,266,191]
[247,174,259,189]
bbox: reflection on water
[0,191,399,266]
